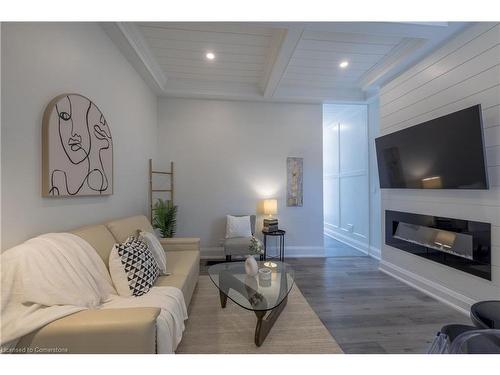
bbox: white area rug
[176,276,343,354]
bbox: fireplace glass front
[385,210,491,280]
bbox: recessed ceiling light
[206,52,215,60]
[339,61,349,68]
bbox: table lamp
[261,199,278,233]
[263,199,277,218]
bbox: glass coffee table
[208,261,295,346]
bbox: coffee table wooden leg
[253,296,288,347]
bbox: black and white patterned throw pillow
[109,236,160,297]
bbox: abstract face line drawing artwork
[287,157,303,207]
[42,94,113,197]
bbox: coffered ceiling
[103,22,469,103]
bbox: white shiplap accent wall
[379,22,500,312]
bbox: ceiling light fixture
[339,61,349,68]
[206,52,215,60]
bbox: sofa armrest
[160,237,200,252]
[15,307,161,354]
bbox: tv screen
[375,104,488,190]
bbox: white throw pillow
[109,237,160,297]
[140,231,169,275]
[225,215,252,238]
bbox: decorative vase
[245,255,259,276]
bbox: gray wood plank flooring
[200,255,471,354]
[324,236,367,257]
[286,256,470,353]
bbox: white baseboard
[379,259,473,316]
[369,245,381,260]
[200,246,325,259]
[324,225,381,260]
[324,226,369,254]
[285,246,325,257]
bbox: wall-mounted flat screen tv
[375,105,488,189]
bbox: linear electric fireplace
[385,210,491,280]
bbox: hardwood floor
[200,255,471,354]
[324,236,367,257]
[287,256,470,353]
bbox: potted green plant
[152,199,178,238]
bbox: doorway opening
[323,104,369,257]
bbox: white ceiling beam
[359,38,426,91]
[261,22,467,39]
[260,27,304,98]
[161,78,263,101]
[136,22,275,36]
[101,22,472,103]
[160,78,366,104]
[400,22,449,27]
[275,85,366,103]
[101,22,167,95]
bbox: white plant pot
[245,255,259,277]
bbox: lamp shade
[262,199,278,215]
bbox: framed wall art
[42,94,113,197]
[287,157,303,207]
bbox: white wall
[0,22,2,249]
[1,23,158,250]
[323,104,370,253]
[157,98,324,257]
[379,22,500,312]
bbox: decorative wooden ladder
[149,159,174,222]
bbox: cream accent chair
[14,215,200,354]
[223,214,256,261]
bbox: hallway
[324,236,367,257]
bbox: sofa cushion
[155,274,186,290]
[140,231,168,275]
[166,250,198,276]
[15,307,160,354]
[110,237,160,297]
[223,237,252,255]
[71,224,116,266]
[105,215,154,243]
[155,250,199,305]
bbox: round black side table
[262,230,286,262]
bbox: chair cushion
[105,215,154,243]
[223,237,252,255]
[225,215,252,238]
